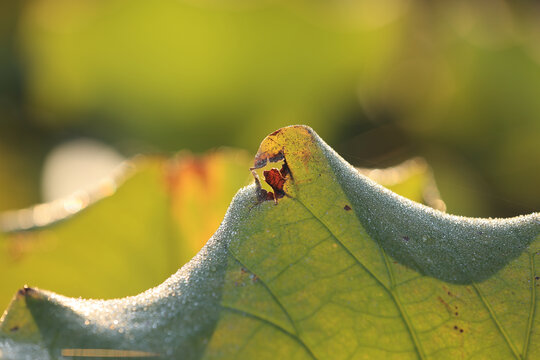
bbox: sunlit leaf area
[0,1,539,358]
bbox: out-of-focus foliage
[0,150,251,311]
[167,149,253,255]
[0,0,539,217]
[357,157,446,213]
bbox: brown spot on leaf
[252,156,291,204]
[17,285,34,297]
[10,326,19,332]
[263,168,286,202]
[256,188,276,202]
[268,152,285,163]
[253,151,285,170]
[253,157,268,169]
[452,325,464,333]
[264,169,286,192]
[265,191,276,201]
[437,296,452,313]
[344,205,352,211]
[279,162,291,179]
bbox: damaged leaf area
[1,125,540,359]
[251,161,291,204]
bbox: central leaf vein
[522,251,536,359]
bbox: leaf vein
[472,282,521,359]
[381,248,426,360]
[220,304,316,360]
[522,251,536,359]
[228,251,318,359]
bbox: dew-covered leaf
[357,157,446,211]
[1,126,538,359]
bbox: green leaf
[1,125,539,359]
[0,159,179,312]
[357,157,446,212]
[0,150,252,311]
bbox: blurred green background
[1,0,539,218]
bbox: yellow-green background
[1,0,539,217]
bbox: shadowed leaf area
[1,125,539,359]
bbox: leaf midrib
[523,252,536,358]
[381,248,426,360]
